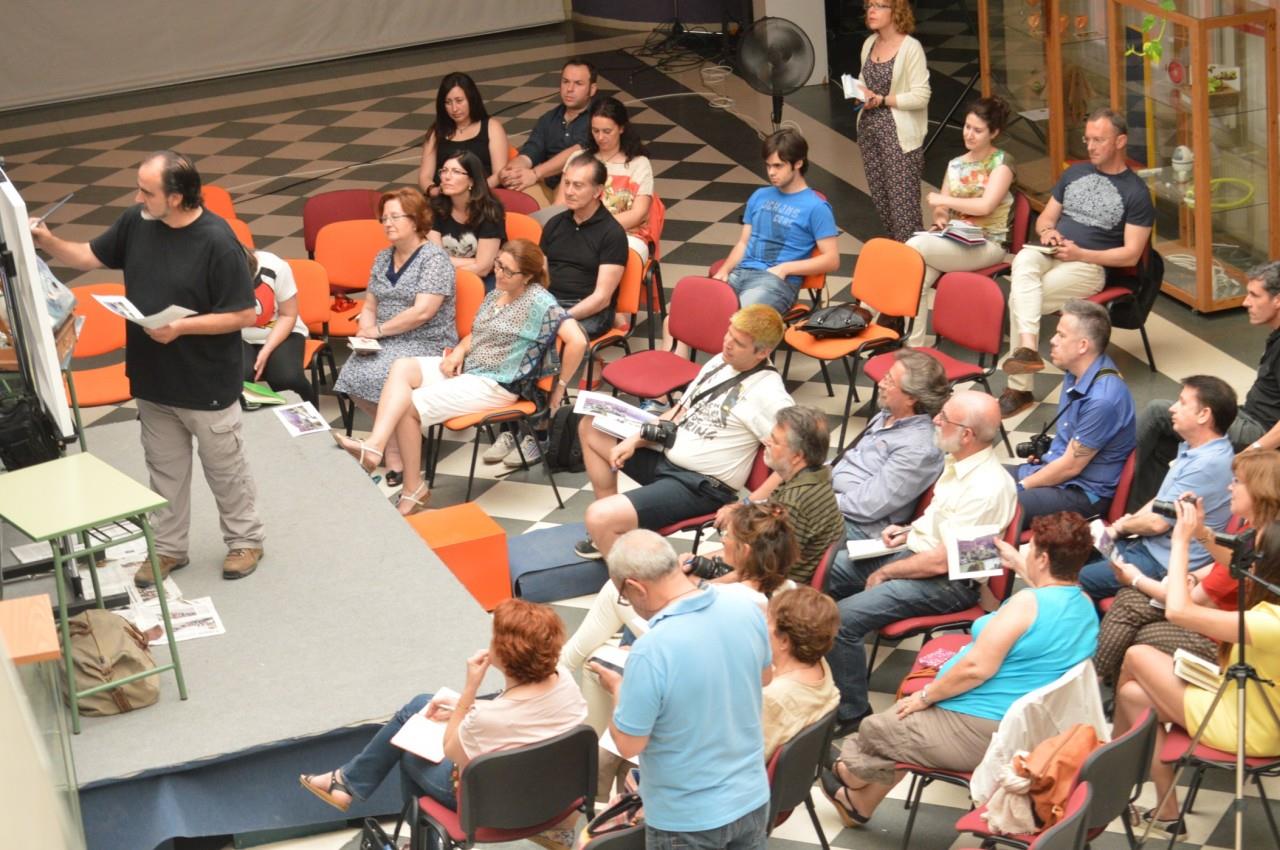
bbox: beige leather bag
[65,609,159,715]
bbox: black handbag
[796,303,872,339]
[0,393,61,470]
[585,792,644,838]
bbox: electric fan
[736,16,816,128]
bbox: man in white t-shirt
[576,305,794,559]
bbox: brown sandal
[299,770,354,812]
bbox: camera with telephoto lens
[639,419,679,449]
[686,554,733,580]
[1016,433,1053,460]
[1151,494,1198,520]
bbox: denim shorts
[726,267,799,316]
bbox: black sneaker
[1130,806,1188,842]
[575,538,604,560]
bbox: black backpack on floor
[545,405,585,473]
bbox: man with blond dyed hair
[577,305,794,558]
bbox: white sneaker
[483,431,516,464]
[502,435,542,468]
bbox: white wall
[1,0,566,111]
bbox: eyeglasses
[494,261,520,278]
[380,213,411,224]
[866,2,893,9]
[936,410,972,432]
[613,577,632,607]
[438,166,467,177]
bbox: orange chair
[504,211,542,245]
[582,249,644,392]
[287,259,336,405]
[314,219,389,294]
[203,185,237,221]
[302,188,381,258]
[228,218,254,250]
[64,283,131,445]
[640,195,667,348]
[781,238,924,450]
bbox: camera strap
[674,360,776,424]
[1032,367,1122,441]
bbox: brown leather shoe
[999,388,1036,419]
[1002,347,1046,375]
[132,554,189,588]
[222,547,263,580]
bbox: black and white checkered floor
[2,10,1274,850]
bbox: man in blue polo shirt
[1077,374,1237,600]
[499,58,596,196]
[714,128,839,316]
[1011,299,1136,529]
[591,530,771,849]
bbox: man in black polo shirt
[499,57,596,197]
[1128,260,1280,509]
[30,151,267,585]
[539,156,628,338]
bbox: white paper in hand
[390,686,461,762]
[840,74,871,101]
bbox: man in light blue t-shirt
[591,530,772,849]
[713,128,840,316]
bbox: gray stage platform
[4,403,495,790]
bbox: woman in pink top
[299,599,587,815]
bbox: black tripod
[1142,534,1280,849]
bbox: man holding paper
[29,150,266,584]
[824,390,1017,733]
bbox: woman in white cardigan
[857,0,931,242]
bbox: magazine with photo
[274,401,330,437]
[945,524,1004,580]
[574,390,659,440]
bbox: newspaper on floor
[274,401,330,437]
[133,596,226,646]
[574,390,659,440]
[10,520,144,564]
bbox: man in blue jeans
[592,530,772,849]
[1077,375,1236,600]
[825,391,1017,734]
[713,127,839,315]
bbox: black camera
[639,419,678,449]
[686,555,732,580]
[1016,433,1053,459]
[1152,494,1197,519]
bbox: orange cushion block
[406,503,510,611]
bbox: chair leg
[867,634,883,675]
[899,773,927,850]
[819,360,834,397]
[804,793,831,850]
[782,346,794,381]
[836,358,859,451]
[1140,325,1157,372]
[522,418,564,509]
[464,428,484,502]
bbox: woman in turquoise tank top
[821,511,1098,827]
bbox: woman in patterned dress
[333,239,586,514]
[333,187,457,485]
[856,0,931,243]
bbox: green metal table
[0,453,188,732]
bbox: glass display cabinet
[978,0,1112,205]
[1107,0,1278,311]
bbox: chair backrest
[646,195,667,259]
[766,709,837,828]
[228,217,254,250]
[505,211,542,245]
[746,445,771,490]
[302,188,381,257]
[203,185,236,221]
[933,272,1005,356]
[1106,451,1137,524]
[614,249,644,320]
[910,483,935,521]
[1104,242,1162,330]
[314,219,389,291]
[456,724,597,838]
[1029,782,1092,850]
[852,237,925,318]
[287,259,332,333]
[1009,191,1032,255]
[669,276,739,355]
[493,186,541,215]
[454,269,486,338]
[810,539,841,591]
[71,282,127,358]
[1076,708,1156,832]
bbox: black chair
[580,824,646,849]
[1024,782,1092,850]
[767,709,838,849]
[410,724,597,849]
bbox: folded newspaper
[574,390,659,440]
[91,293,195,329]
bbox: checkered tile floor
[3,8,1273,850]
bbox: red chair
[1158,725,1280,845]
[601,276,738,404]
[493,187,540,215]
[862,272,1013,455]
[897,631,972,697]
[810,540,842,592]
[972,190,1031,279]
[302,188,381,258]
[1020,450,1136,546]
[955,709,1157,850]
[953,783,1094,850]
[865,505,1023,673]
[202,185,237,221]
[656,448,770,550]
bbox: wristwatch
[919,685,932,706]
